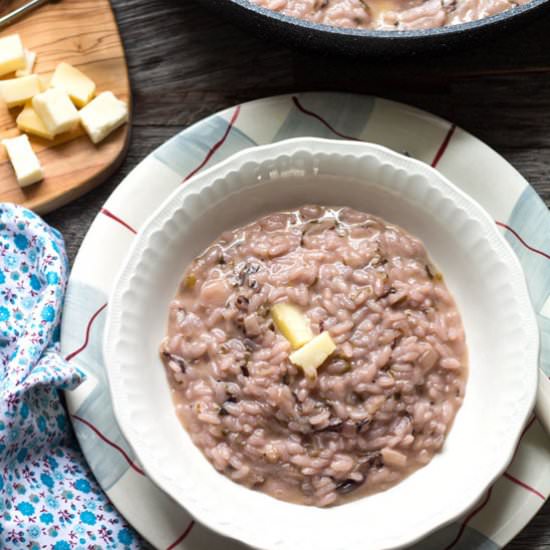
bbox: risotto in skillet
[248,0,530,30]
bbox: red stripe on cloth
[64,303,108,362]
[100,208,137,234]
[166,520,196,550]
[510,415,536,463]
[443,487,493,550]
[292,96,361,141]
[504,472,545,500]
[182,105,241,182]
[431,124,456,168]
[72,414,145,476]
[496,221,550,261]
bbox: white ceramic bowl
[104,138,538,550]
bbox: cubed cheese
[79,91,128,144]
[32,88,79,136]
[2,134,44,187]
[50,62,96,107]
[16,102,54,140]
[38,75,50,92]
[271,303,313,349]
[289,331,336,380]
[0,75,41,108]
[15,50,37,77]
[0,34,26,77]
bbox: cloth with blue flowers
[0,204,144,549]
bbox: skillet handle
[0,0,50,30]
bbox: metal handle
[0,0,51,30]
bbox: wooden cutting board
[0,0,130,214]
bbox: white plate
[61,92,550,550]
[103,138,538,550]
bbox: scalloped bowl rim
[104,138,539,550]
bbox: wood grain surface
[43,0,550,547]
[0,0,130,213]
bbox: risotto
[248,0,530,30]
[160,205,467,507]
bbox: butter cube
[0,75,41,108]
[16,102,54,140]
[32,88,79,136]
[15,50,37,77]
[289,331,336,380]
[50,62,96,107]
[271,303,313,349]
[2,134,44,187]
[79,92,128,144]
[0,34,26,77]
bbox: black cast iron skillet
[198,0,549,55]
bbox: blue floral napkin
[0,204,143,549]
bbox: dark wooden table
[45,0,550,547]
